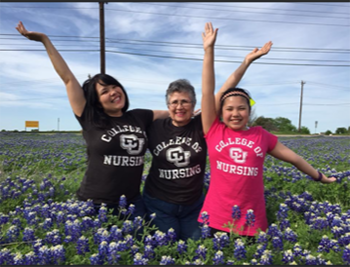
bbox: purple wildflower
[107,242,121,264]
[201,224,211,239]
[213,232,229,250]
[257,231,268,244]
[245,209,255,227]
[98,204,108,223]
[167,228,177,243]
[144,244,155,259]
[284,227,298,243]
[24,251,37,265]
[343,244,350,265]
[159,255,175,265]
[194,244,207,260]
[76,236,90,255]
[232,205,241,221]
[212,251,224,265]
[259,250,273,265]
[122,220,134,234]
[133,253,149,265]
[23,227,35,242]
[154,230,168,246]
[233,239,246,260]
[272,236,283,251]
[177,240,187,254]
[277,203,289,221]
[282,249,294,264]
[119,195,127,209]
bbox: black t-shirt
[145,115,207,205]
[75,107,153,205]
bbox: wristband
[314,171,323,182]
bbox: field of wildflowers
[0,132,349,265]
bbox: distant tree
[274,117,297,132]
[325,130,332,135]
[252,116,278,132]
[300,126,310,134]
[335,127,347,134]
[348,126,350,133]
[1,129,6,132]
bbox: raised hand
[245,41,273,63]
[16,21,46,42]
[202,22,218,51]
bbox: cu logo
[230,147,247,163]
[166,146,191,167]
[120,134,145,155]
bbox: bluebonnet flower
[11,218,22,229]
[167,228,177,243]
[23,227,35,242]
[257,231,268,244]
[13,252,24,265]
[259,250,273,265]
[154,230,168,246]
[226,259,235,265]
[339,233,350,247]
[329,239,341,252]
[272,236,283,251]
[233,239,246,260]
[213,232,229,250]
[284,227,298,243]
[24,251,37,265]
[305,254,317,265]
[144,235,157,247]
[317,235,331,253]
[51,244,65,264]
[64,235,72,243]
[282,249,294,264]
[37,245,52,265]
[45,229,61,245]
[98,204,108,223]
[111,228,123,242]
[267,223,283,238]
[304,211,316,225]
[81,216,94,231]
[124,234,134,248]
[201,224,211,239]
[311,216,328,230]
[232,205,241,221]
[98,241,109,262]
[43,218,53,230]
[0,213,9,225]
[343,244,350,265]
[133,253,149,265]
[144,244,155,259]
[245,209,255,227]
[119,195,127,209]
[94,228,108,244]
[6,225,19,242]
[93,218,101,228]
[107,242,121,264]
[277,203,289,221]
[280,219,291,231]
[252,244,266,259]
[127,204,135,216]
[133,216,143,231]
[212,250,224,265]
[122,220,134,234]
[116,240,128,252]
[150,213,156,220]
[32,239,43,254]
[130,245,140,256]
[331,215,342,227]
[159,255,175,265]
[177,240,187,254]
[76,236,90,255]
[192,258,205,265]
[0,248,12,265]
[331,226,344,239]
[194,244,207,260]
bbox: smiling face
[167,91,194,127]
[95,81,125,117]
[222,95,250,131]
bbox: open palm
[246,41,273,62]
[202,22,218,50]
[16,21,45,42]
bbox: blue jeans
[143,190,204,241]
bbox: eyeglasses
[168,99,193,108]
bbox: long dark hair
[82,74,130,128]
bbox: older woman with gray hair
[143,31,273,241]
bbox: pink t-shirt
[198,117,278,236]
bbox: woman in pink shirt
[199,22,337,237]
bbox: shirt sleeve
[130,109,154,128]
[261,128,278,152]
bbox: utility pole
[315,120,318,134]
[57,118,60,132]
[99,2,106,74]
[298,80,305,132]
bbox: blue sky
[0,2,349,133]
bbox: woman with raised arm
[16,21,168,220]
[142,26,273,242]
[199,22,336,237]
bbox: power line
[287,2,350,8]
[191,2,350,16]
[1,48,349,67]
[104,7,350,28]
[139,2,350,20]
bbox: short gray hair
[165,79,196,106]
